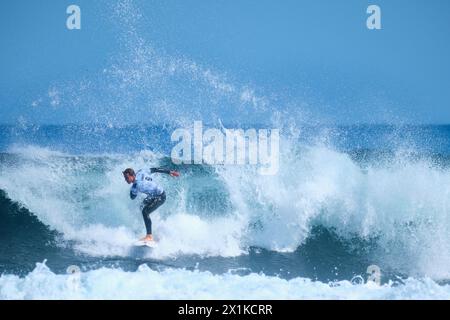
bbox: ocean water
[1,0,450,300]
[0,125,450,300]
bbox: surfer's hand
[170,171,180,177]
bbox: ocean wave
[0,262,449,300]
[0,144,449,280]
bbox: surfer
[122,167,180,244]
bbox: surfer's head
[122,168,136,184]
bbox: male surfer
[122,167,180,244]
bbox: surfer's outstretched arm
[150,168,180,177]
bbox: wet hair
[122,168,135,177]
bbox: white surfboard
[134,240,158,248]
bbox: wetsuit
[130,168,170,234]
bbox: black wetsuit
[130,168,171,234]
[141,191,166,235]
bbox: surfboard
[134,240,158,248]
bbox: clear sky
[1,0,450,124]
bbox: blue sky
[1,0,450,124]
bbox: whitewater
[1,0,450,300]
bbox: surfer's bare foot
[140,235,154,242]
